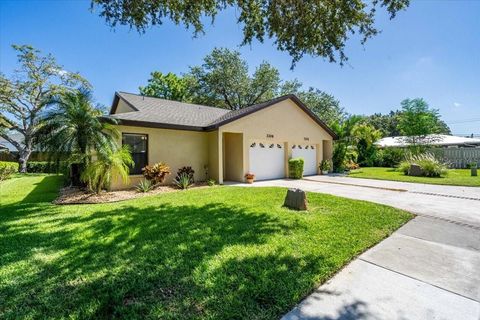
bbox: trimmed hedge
[26,161,68,174]
[288,158,304,179]
[0,161,19,181]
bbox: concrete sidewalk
[283,217,480,320]
[228,176,480,319]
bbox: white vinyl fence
[430,148,480,168]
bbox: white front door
[249,142,285,180]
[292,144,317,176]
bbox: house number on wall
[266,134,274,138]
[304,137,309,141]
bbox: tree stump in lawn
[408,164,423,176]
[283,188,307,211]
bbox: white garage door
[249,142,285,180]
[292,145,317,176]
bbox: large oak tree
[0,45,89,172]
[139,48,346,124]
[91,0,409,66]
[187,48,280,110]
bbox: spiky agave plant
[81,145,133,194]
[136,179,153,193]
[174,172,192,190]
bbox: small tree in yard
[81,146,133,194]
[398,98,445,151]
[0,45,89,172]
[36,89,119,182]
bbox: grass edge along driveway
[0,175,412,320]
[349,167,480,187]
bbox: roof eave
[101,117,206,132]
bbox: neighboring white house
[375,134,480,168]
[376,134,480,148]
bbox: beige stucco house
[105,92,336,190]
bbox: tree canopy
[397,98,449,145]
[363,111,402,137]
[187,48,280,109]
[362,105,450,138]
[139,72,190,101]
[138,48,346,125]
[280,79,346,126]
[0,45,89,172]
[91,0,410,66]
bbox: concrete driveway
[229,175,480,319]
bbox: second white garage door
[292,145,317,176]
[249,142,285,180]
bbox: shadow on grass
[0,176,395,319]
[0,184,321,319]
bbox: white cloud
[53,68,69,77]
[453,102,461,108]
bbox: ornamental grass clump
[398,153,448,177]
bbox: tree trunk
[18,149,32,173]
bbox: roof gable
[206,94,337,138]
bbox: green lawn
[349,167,480,187]
[0,175,411,320]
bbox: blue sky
[1,0,479,135]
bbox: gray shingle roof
[107,92,230,128]
[105,92,337,138]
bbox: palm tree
[81,145,133,194]
[330,115,364,172]
[351,123,382,166]
[37,89,119,183]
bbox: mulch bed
[54,183,208,205]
